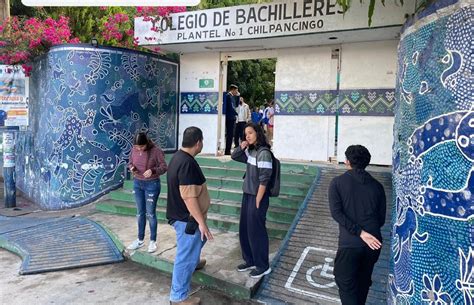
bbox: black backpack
[258,147,281,197]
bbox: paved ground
[0,192,257,305]
[88,212,280,294]
[0,249,256,305]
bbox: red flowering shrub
[0,6,186,71]
[0,16,79,67]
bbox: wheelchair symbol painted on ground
[306,257,337,289]
[285,246,341,303]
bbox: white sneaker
[148,241,157,253]
[127,239,144,250]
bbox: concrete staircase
[96,155,317,240]
[94,155,318,299]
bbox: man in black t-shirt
[167,127,213,305]
[328,145,386,305]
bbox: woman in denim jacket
[127,132,167,253]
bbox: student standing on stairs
[234,96,251,148]
[328,145,386,305]
[224,84,239,155]
[231,122,273,279]
[167,126,214,305]
[127,132,168,253]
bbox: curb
[93,220,256,300]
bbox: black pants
[234,121,246,148]
[225,118,236,155]
[239,193,270,271]
[333,247,381,305]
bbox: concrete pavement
[0,193,258,305]
[0,249,256,305]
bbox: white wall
[273,46,336,161]
[180,52,220,91]
[274,116,333,161]
[275,46,333,91]
[179,52,220,154]
[340,41,398,89]
[179,114,221,155]
[337,117,394,165]
[337,41,398,165]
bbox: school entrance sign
[135,0,411,46]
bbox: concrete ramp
[0,216,123,275]
[257,167,393,304]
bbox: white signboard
[3,132,15,167]
[135,0,412,45]
[0,65,29,127]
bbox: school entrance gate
[135,0,415,165]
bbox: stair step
[123,177,311,197]
[110,189,304,210]
[194,156,319,175]
[200,166,316,184]
[96,200,290,239]
[212,200,298,224]
[100,196,297,225]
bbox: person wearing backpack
[231,122,273,279]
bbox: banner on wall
[135,0,413,45]
[0,65,29,128]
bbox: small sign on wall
[3,132,15,168]
[199,79,214,89]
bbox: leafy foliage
[0,16,80,70]
[2,3,185,67]
[227,58,276,108]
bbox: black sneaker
[237,263,255,272]
[249,267,272,279]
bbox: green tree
[227,58,276,109]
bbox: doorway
[217,50,277,155]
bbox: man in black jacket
[224,84,239,155]
[328,145,386,305]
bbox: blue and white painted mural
[179,89,396,116]
[275,89,395,116]
[390,0,473,303]
[16,45,178,210]
[180,92,219,114]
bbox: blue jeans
[170,221,206,302]
[133,179,160,241]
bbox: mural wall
[16,45,179,210]
[390,0,473,303]
[275,89,395,116]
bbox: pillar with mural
[389,0,473,303]
[14,45,179,210]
